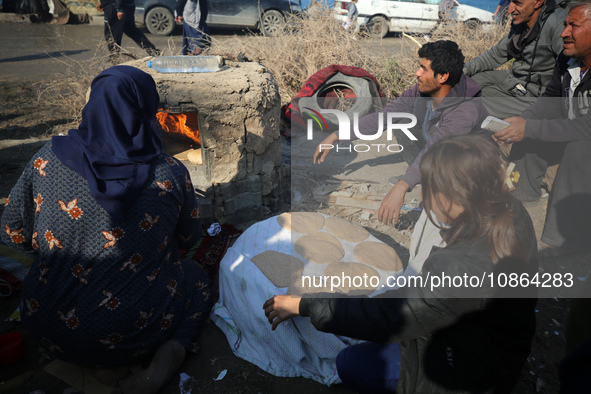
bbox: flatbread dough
[277,212,325,234]
[288,279,332,296]
[323,262,379,295]
[251,251,304,288]
[294,232,344,264]
[353,242,403,271]
[324,217,369,243]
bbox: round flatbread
[251,251,304,288]
[353,242,403,271]
[294,232,344,264]
[323,262,379,295]
[288,278,332,296]
[324,217,369,243]
[277,212,325,234]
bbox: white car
[335,0,494,38]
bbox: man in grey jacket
[493,0,591,257]
[463,0,566,118]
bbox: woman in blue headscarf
[1,66,211,392]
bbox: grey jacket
[524,52,591,141]
[346,2,358,21]
[463,0,566,97]
[177,0,207,30]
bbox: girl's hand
[263,295,301,331]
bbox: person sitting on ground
[267,134,539,393]
[313,40,488,226]
[492,0,591,258]
[0,66,212,393]
[176,0,210,55]
[463,0,566,118]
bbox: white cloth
[207,223,222,236]
[210,214,403,385]
[567,57,587,120]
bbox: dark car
[135,0,303,36]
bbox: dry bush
[208,4,389,100]
[209,7,510,101]
[36,37,179,133]
[37,41,112,130]
[430,15,511,63]
[371,52,419,97]
[38,9,510,129]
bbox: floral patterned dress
[1,143,211,367]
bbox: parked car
[334,0,494,38]
[135,0,303,36]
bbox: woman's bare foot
[111,340,186,394]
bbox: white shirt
[567,58,588,119]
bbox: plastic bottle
[148,56,224,73]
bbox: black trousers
[103,4,157,55]
[510,139,591,252]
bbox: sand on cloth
[251,250,304,288]
[277,212,325,234]
[353,241,403,271]
[294,232,344,264]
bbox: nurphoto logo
[303,107,419,153]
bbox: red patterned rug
[180,224,243,281]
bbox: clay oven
[124,59,290,225]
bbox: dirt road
[0,22,234,80]
[0,21,409,81]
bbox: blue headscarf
[52,65,163,220]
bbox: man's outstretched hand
[263,295,301,331]
[378,180,409,225]
[313,132,339,164]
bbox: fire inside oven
[156,109,202,165]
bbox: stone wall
[124,58,290,225]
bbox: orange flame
[156,110,201,146]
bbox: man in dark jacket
[493,0,591,257]
[313,40,488,226]
[463,0,566,118]
[97,0,160,59]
